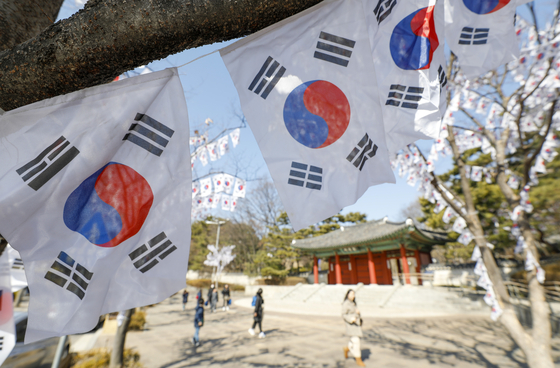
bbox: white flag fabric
[364,0,447,152]
[199,177,213,197]
[220,0,395,230]
[452,216,467,233]
[207,142,220,161]
[6,245,27,292]
[192,181,200,199]
[444,0,523,77]
[233,178,246,198]
[221,194,233,211]
[212,174,225,193]
[198,147,209,166]
[0,68,192,342]
[230,128,241,148]
[218,136,230,156]
[0,250,16,365]
[223,173,236,195]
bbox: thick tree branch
[0,0,323,111]
[458,107,497,146]
[0,0,64,52]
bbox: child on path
[182,289,189,311]
[193,298,204,347]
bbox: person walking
[207,284,214,307]
[221,284,231,311]
[211,287,219,313]
[182,289,189,311]
[341,289,365,367]
[193,297,204,347]
[248,288,265,338]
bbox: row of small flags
[0,0,552,343]
[190,129,240,167]
[192,173,246,199]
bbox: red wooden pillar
[349,256,358,284]
[414,250,423,285]
[313,255,319,284]
[335,253,342,284]
[400,244,410,284]
[367,249,377,285]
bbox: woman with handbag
[341,289,365,367]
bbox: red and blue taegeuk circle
[63,162,154,248]
[283,80,350,149]
[390,6,439,70]
[463,0,510,14]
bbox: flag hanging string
[176,49,220,69]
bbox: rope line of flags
[0,0,557,348]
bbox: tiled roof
[291,218,447,250]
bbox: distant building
[292,218,447,285]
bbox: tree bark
[0,0,64,52]
[109,309,134,368]
[0,0,322,111]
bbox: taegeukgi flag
[220,0,395,230]
[0,250,15,364]
[364,0,447,153]
[0,68,191,342]
[445,0,528,77]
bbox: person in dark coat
[207,284,214,306]
[221,284,231,311]
[193,298,204,346]
[341,289,365,367]
[211,288,219,313]
[196,289,202,301]
[248,288,265,338]
[182,289,189,311]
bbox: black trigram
[346,134,378,171]
[288,162,323,190]
[45,252,93,300]
[11,258,24,270]
[438,65,447,92]
[123,113,175,157]
[314,32,356,67]
[373,0,397,24]
[459,27,489,45]
[16,136,79,191]
[0,336,4,351]
[248,56,286,99]
[129,232,177,273]
[385,85,424,109]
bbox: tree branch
[0,0,323,111]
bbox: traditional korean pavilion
[292,218,447,285]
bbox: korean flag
[445,0,529,77]
[364,0,447,153]
[220,0,395,230]
[0,69,191,342]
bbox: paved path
[90,292,560,367]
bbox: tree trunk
[0,0,64,52]
[446,125,555,368]
[0,0,322,111]
[109,308,134,368]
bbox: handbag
[228,299,232,305]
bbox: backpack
[251,296,257,307]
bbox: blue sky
[56,0,549,223]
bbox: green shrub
[186,278,245,291]
[255,276,307,285]
[71,348,142,368]
[128,310,146,331]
